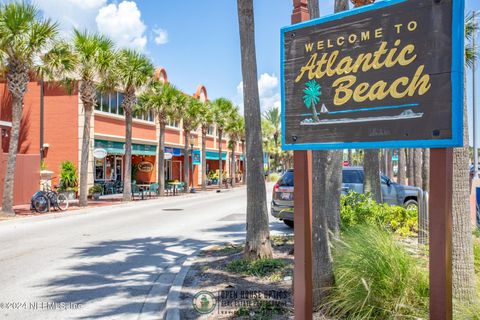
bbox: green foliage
[270,234,294,246]
[225,258,286,278]
[88,184,103,195]
[322,226,429,319]
[40,159,47,171]
[236,300,286,319]
[341,192,418,236]
[58,161,78,192]
[267,172,280,182]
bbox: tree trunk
[386,149,393,178]
[1,96,24,215]
[335,0,349,12]
[218,130,223,189]
[157,120,166,196]
[407,148,414,186]
[348,149,353,166]
[421,148,429,192]
[79,107,92,207]
[242,140,246,185]
[364,149,382,203]
[237,0,273,259]
[380,149,386,174]
[398,148,406,185]
[202,127,207,191]
[413,148,423,188]
[451,73,476,301]
[123,106,133,201]
[184,131,190,193]
[231,142,236,187]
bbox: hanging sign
[138,161,154,172]
[164,152,173,160]
[93,148,108,159]
[281,0,464,150]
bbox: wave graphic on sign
[301,109,423,125]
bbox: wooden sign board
[281,0,464,150]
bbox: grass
[270,234,294,246]
[236,299,286,319]
[225,258,287,280]
[322,226,429,319]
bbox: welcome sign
[281,0,464,150]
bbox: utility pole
[474,11,478,177]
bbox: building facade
[0,67,244,202]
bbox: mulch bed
[179,237,294,319]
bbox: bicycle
[31,179,69,213]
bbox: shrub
[267,172,281,182]
[226,258,286,278]
[340,192,418,236]
[88,184,103,195]
[322,226,429,319]
[58,161,78,192]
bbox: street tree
[114,49,154,201]
[398,148,407,185]
[198,101,214,191]
[212,98,234,189]
[0,2,76,215]
[137,81,177,196]
[263,106,281,169]
[226,109,243,188]
[237,0,273,259]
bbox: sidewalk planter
[61,190,77,200]
[89,185,103,201]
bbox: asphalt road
[0,184,291,320]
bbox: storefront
[205,151,227,177]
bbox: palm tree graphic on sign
[303,80,321,122]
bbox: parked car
[271,167,422,228]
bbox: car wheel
[404,199,418,211]
[284,220,294,228]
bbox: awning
[206,151,227,160]
[94,139,157,156]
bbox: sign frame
[280,0,465,151]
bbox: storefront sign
[164,152,173,160]
[93,148,107,159]
[281,0,463,150]
[192,150,201,165]
[138,161,154,172]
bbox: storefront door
[114,156,123,182]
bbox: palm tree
[198,101,214,191]
[69,30,115,207]
[450,12,478,302]
[177,96,202,193]
[303,80,321,122]
[263,106,281,169]
[212,98,234,189]
[226,109,243,188]
[0,2,75,215]
[114,49,154,201]
[137,81,177,196]
[398,148,406,185]
[237,0,273,259]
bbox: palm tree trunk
[364,149,382,203]
[398,148,406,185]
[231,142,236,187]
[386,149,393,178]
[348,149,353,166]
[451,73,476,301]
[1,95,24,215]
[413,148,423,188]
[123,106,133,202]
[422,148,429,192]
[157,120,166,196]
[407,148,414,186]
[201,127,207,191]
[184,131,190,193]
[79,106,92,207]
[242,140,246,185]
[218,130,223,189]
[237,0,272,259]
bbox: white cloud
[96,1,147,51]
[153,28,168,45]
[236,73,281,114]
[35,0,107,33]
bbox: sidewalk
[2,184,246,220]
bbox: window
[110,92,118,114]
[207,125,215,136]
[101,93,109,113]
[118,93,124,115]
[342,169,364,184]
[277,170,294,187]
[168,119,178,127]
[95,92,102,110]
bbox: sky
[3,0,480,144]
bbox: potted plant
[89,184,103,200]
[58,161,78,200]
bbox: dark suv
[271,167,421,227]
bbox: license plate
[280,192,292,200]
